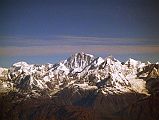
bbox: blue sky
[0,0,159,67]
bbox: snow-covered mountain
[0,53,159,120]
[0,52,157,96]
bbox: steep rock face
[64,52,94,71]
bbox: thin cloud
[0,35,159,47]
[0,45,158,56]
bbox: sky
[0,0,159,67]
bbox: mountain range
[0,52,159,120]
